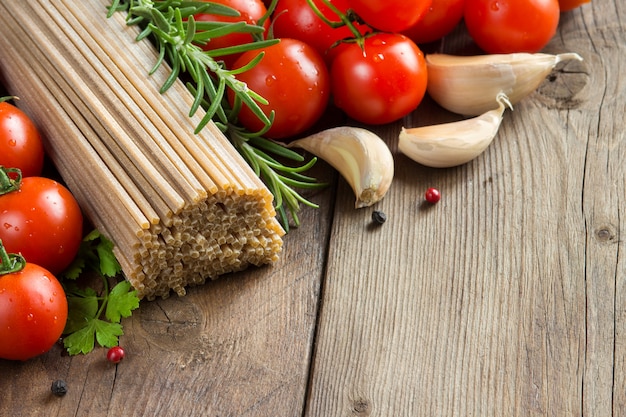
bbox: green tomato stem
[0,167,22,196]
[307,0,366,39]
[0,239,26,275]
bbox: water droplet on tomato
[8,139,16,147]
[27,313,34,321]
[373,54,385,63]
[265,74,277,86]
[490,1,500,11]
[371,38,386,47]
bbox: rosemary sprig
[228,127,323,231]
[107,0,324,230]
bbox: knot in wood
[351,398,371,416]
[137,297,202,350]
[595,225,617,244]
[535,57,589,109]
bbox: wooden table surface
[1,2,624,416]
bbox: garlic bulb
[399,92,512,168]
[289,126,394,208]
[426,52,583,116]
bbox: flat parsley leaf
[62,230,122,280]
[106,281,140,323]
[63,289,98,334]
[95,240,120,277]
[94,320,124,348]
[64,319,124,356]
[64,323,98,355]
[61,230,139,355]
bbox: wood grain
[1,2,624,417]
[305,3,625,416]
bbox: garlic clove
[288,126,394,208]
[399,92,512,168]
[426,52,583,116]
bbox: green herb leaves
[61,230,140,355]
[63,230,120,279]
[63,288,125,355]
[106,281,140,322]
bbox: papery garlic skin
[399,93,512,168]
[426,52,583,116]
[289,126,394,208]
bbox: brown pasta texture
[0,0,284,300]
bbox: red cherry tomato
[558,0,590,11]
[347,0,433,32]
[330,33,428,125]
[402,0,466,45]
[0,174,83,274]
[464,0,560,54]
[194,0,270,68]
[0,100,45,178]
[0,250,68,361]
[228,38,331,139]
[272,0,369,62]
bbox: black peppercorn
[371,210,387,225]
[51,379,68,397]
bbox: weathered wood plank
[574,4,626,416]
[0,162,335,416]
[305,3,624,416]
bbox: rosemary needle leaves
[107,0,323,230]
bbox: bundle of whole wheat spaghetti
[0,0,284,300]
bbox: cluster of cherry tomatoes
[194,0,589,140]
[0,97,83,361]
